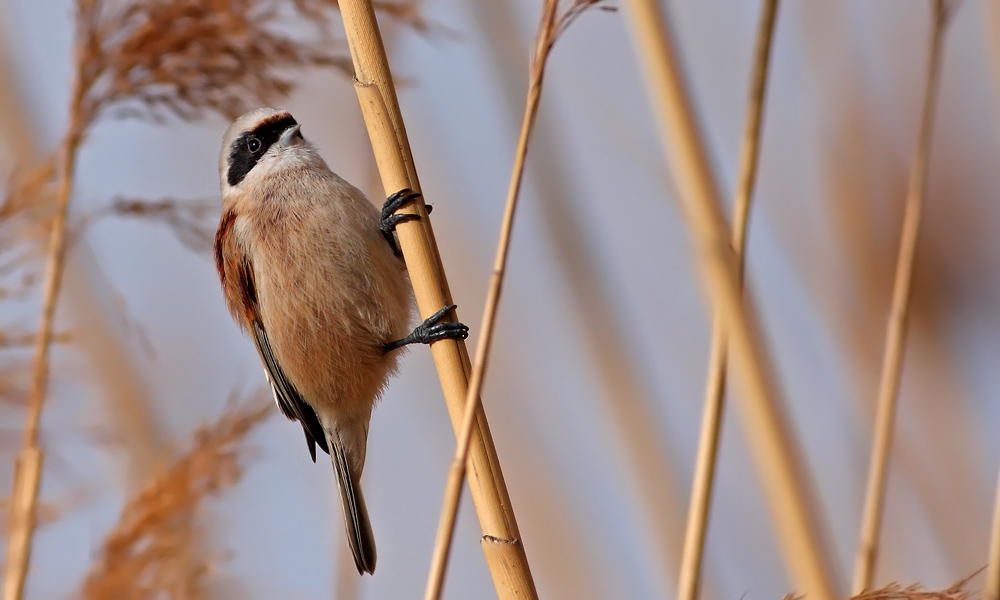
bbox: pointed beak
[278,123,302,148]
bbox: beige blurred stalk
[621,1,840,599]
[335,1,537,597]
[472,0,688,595]
[987,466,1000,600]
[2,22,93,598]
[794,3,979,575]
[422,0,600,596]
[678,2,779,600]
[851,2,949,593]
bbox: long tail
[328,438,376,574]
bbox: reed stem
[852,2,949,592]
[987,466,1000,600]
[621,1,840,598]
[677,2,779,600]
[2,66,86,600]
[422,1,564,597]
[335,1,536,597]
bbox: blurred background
[1,0,999,598]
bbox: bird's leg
[380,189,425,257]
[383,305,469,353]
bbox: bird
[214,107,468,574]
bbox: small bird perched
[214,108,468,574]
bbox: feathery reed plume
[70,0,354,125]
[423,2,611,598]
[106,196,220,255]
[621,0,840,598]
[335,0,538,596]
[4,1,407,596]
[678,3,779,600]
[80,398,271,599]
[852,2,951,592]
[0,160,57,271]
[0,332,72,349]
[849,573,977,600]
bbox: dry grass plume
[80,399,271,599]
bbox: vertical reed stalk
[677,2,779,600]
[987,466,1000,600]
[851,2,949,592]
[621,1,839,598]
[422,0,578,596]
[335,1,536,597]
[472,3,686,594]
[2,68,87,600]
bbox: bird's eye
[247,137,261,153]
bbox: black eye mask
[227,114,298,187]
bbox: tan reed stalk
[678,2,779,600]
[988,467,1000,600]
[793,5,980,574]
[472,2,687,595]
[621,1,840,598]
[851,2,949,592]
[335,1,536,597]
[421,0,603,596]
[0,30,167,492]
[334,545,362,600]
[2,63,87,600]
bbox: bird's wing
[215,210,328,461]
[249,316,328,461]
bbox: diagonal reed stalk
[987,465,1000,600]
[851,2,949,592]
[421,1,608,597]
[988,466,1000,600]
[335,1,536,597]
[621,1,840,599]
[677,2,779,600]
[472,2,688,595]
[2,59,87,600]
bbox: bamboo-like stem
[2,67,86,600]
[987,466,1000,600]
[423,2,561,598]
[335,1,536,597]
[0,15,165,494]
[621,2,840,599]
[677,2,779,600]
[471,4,682,594]
[851,2,949,592]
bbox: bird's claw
[380,189,423,257]
[382,305,469,353]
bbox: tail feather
[329,439,376,574]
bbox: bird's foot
[380,189,423,257]
[382,305,469,353]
